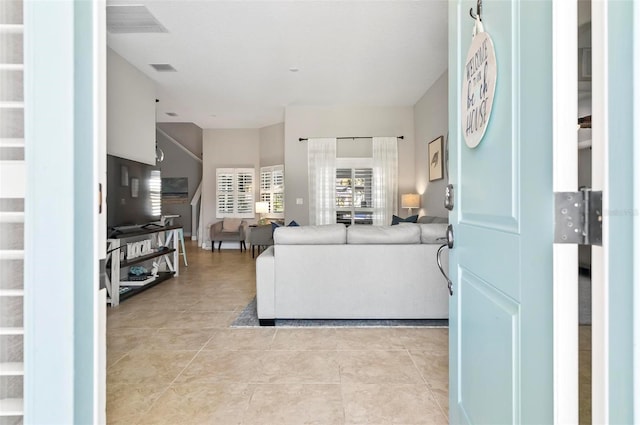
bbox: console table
[105,225,181,306]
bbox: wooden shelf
[118,272,175,302]
[0,328,23,336]
[108,224,181,239]
[0,398,23,416]
[105,226,181,307]
[120,247,175,267]
[0,250,24,260]
[0,211,24,223]
[0,362,23,376]
[0,138,24,148]
[0,289,23,297]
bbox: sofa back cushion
[419,223,448,244]
[417,215,449,224]
[274,223,347,245]
[347,224,421,244]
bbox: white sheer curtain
[308,138,337,225]
[372,137,398,226]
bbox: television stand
[104,225,182,307]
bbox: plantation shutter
[336,167,373,225]
[258,165,284,218]
[236,170,254,215]
[216,168,254,218]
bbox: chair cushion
[222,218,242,232]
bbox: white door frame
[591,1,608,421]
[552,1,579,423]
[634,1,640,415]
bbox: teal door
[448,1,554,423]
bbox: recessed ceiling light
[289,67,299,73]
[165,112,178,117]
[150,63,177,72]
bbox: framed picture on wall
[428,136,444,181]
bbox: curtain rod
[298,136,404,142]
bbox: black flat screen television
[106,154,162,233]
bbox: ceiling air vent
[150,63,177,72]
[165,112,178,117]
[106,5,168,34]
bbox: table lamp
[255,201,270,225]
[401,193,420,217]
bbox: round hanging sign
[461,22,497,149]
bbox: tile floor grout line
[133,330,220,420]
[407,348,449,422]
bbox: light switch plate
[296,198,304,205]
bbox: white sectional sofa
[255,223,449,325]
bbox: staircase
[0,0,25,423]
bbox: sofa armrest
[256,246,275,319]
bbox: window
[259,165,284,218]
[149,170,162,216]
[216,168,255,218]
[336,161,373,225]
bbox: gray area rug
[231,297,448,328]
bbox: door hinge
[554,189,602,246]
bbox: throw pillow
[271,220,299,235]
[271,221,280,234]
[222,217,242,232]
[391,214,418,225]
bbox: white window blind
[259,165,284,218]
[216,168,255,218]
[336,166,373,225]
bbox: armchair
[210,218,248,252]
[248,224,274,258]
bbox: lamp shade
[255,201,270,214]
[401,193,420,209]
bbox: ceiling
[106,1,448,129]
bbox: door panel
[449,1,554,424]
[459,270,519,424]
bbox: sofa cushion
[417,215,448,224]
[419,223,448,244]
[222,217,242,232]
[274,224,346,245]
[347,224,421,244]
[391,214,418,225]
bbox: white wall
[156,123,203,237]
[259,122,284,166]
[107,48,156,165]
[414,70,448,218]
[157,122,204,159]
[202,129,260,244]
[284,106,415,225]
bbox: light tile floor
[107,241,450,425]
